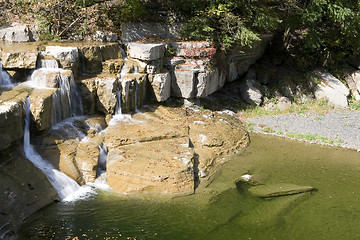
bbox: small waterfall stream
[95,142,108,184]
[23,98,81,200]
[37,59,59,69]
[0,62,14,87]
[51,72,83,125]
[29,63,83,126]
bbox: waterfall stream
[38,59,59,69]
[29,65,83,126]
[23,98,81,200]
[0,62,14,87]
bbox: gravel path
[246,110,360,151]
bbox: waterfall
[38,59,59,69]
[134,80,139,113]
[0,62,13,87]
[23,97,80,200]
[115,91,122,115]
[50,70,83,125]
[96,143,108,181]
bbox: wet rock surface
[0,144,58,239]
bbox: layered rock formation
[0,38,259,238]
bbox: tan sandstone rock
[1,49,38,69]
[107,137,194,194]
[30,88,57,131]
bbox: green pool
[18,134,360,240]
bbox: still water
[19,134,360,239]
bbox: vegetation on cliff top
[1,0,360,68]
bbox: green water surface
[18,134,360,240]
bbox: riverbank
[245,108,360,152]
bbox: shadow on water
[18,133,360,240]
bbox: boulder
[171,69,196,99]
[0,23,38,42]
[148,72,171,102]
[79,45,103,74]
[29,88,57,131]
[345,71,360,101]
[74,136,103,183]
[188,109,249,174]
[99,43,122,61]
[105,105,187,150]
[45,46,79,70]
[0,88,28,151]
[94,31,118,42]
[314,72,350,108]
[1,49,38,69]
[104,105,249,192]
[276,96,292,111]
[96,74,121,115]
[57,139,84,184]
[107,137,194,194]
[79,77,98,114]
[196,68,226,98]
[240,78,262,105]
[228,34,273,82]
[127,43,166,61]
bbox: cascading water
[29,67,83,125]
[38,59,59,69]
[134,80,140,113]
[23,97,80,200]
[115,91,122,115]
[52,72,83,125]
[0,62,14,87]
[111,47,132,122]
[96,142,108,183]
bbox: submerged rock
[248,183,316,198]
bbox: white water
[52,71,83,125]
[29,67,83,125]
[0,62,14,87]
[23,98,81,200]
[134,80,140,113]
[38,59,59,69]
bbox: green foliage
[180,0,282,51]
[284,0,360,68]
[349,98,360,110]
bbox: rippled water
[18,134,360,239]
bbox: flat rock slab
[248,183,316,197]
[107,137,194,194]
